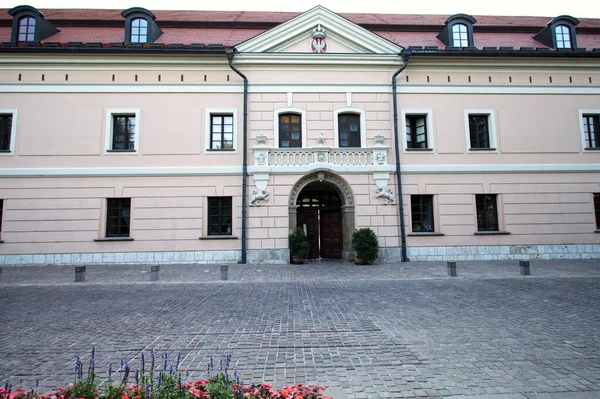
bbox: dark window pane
[279,113,302,148]
[106,198,131,237]
[18,17,36,42]
[0,115,12,151]
[411,195,434,232]
[406,115,428,149]
[594,193,600,230]
[476,194,499,231]
[207,197,233,235]
[112,115,135,150]
[131,18,148,43]
[338,113,360,148]
[469,115,490,149]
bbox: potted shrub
[289,227,309,264]
[352,227,379,264]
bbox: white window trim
[204,108,238,154]
[105,109,140,155]
[401,109,434,152]
[274,107,307,148]
[333,107,366,148]
[0,109,17,155]
[578,110,600,151]
[464,109,498,153]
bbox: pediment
[235,5,403,54]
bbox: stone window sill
[94,237,135,242]
[408,232,445,236]
[199,236,238,240]
[474,231,511,235]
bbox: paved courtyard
[1,260,599,398]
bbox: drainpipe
[392,50,410,262]
[226,49,248,264]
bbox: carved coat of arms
[311,24,327,53]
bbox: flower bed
[0,349,331,399]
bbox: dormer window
[437,14,477,48]
[18,16,36,42]
[452,23,469,47]
[121,7,162,45]
[555,25,572,48]
[8,5,59,43]
[534,15,579,50]
[130,18,148,43]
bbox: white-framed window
[578,110,600,151]
[204,109,238,154]
[274,108,307,148]
[402,110,433,151]
[105,109,140,154]
[130,18,148,43]
[0,109,17,155]
[555,25,572,49]
[333,107,366,148]
[452,23,469,47]
[464,110,498,152]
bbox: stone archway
[289,171,355,261]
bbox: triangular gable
[235,5,403,54]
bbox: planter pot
[291,256,305,264]
[354,256,368,265]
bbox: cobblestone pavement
[1,260,599,398]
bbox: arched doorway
[289,172,355,261]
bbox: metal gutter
[226,49,249,264]
[392,50,410,263]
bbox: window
[406,115,428,149]
[105,109,140,153]
[130,18,148,43]
[208,197,232,236]
[0,114,13,152]
[121,7,163,45]
[555,25,572,48]
[0,110,17,154]
[279,113,302,148]
[582,114,599,149]
[210,114,234,150]
[338,113,361,147]
[0,199,4,241]
[106,198,131,238]
[476,194,499,232]
[18,16,35,42]
[533,15,579,50]
[465,110,497,151]
[411,195,434,233]
[112,115,136,150]
[452,23,469,47]
[594,193,600,230]
[436,14,476,47]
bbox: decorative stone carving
[375,187,395,204]
[317,132,325,145]
[290,171,353,207]
[250,189,270,206]
[317,172,325,182]
[256,153,267,166]
[374,152,387,165]
[316,152,327,162]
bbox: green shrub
[289,227,309,260]
[351,228,379,264]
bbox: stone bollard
[151,265,160,281]
[447,261,457,277]
[520,260,530,276]
[75,266,86,282]
[221,264,228,281]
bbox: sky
[0,0,598,18]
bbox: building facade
[0,5,599,265]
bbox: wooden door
[320,209,342,258]
[297,208,319,259]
